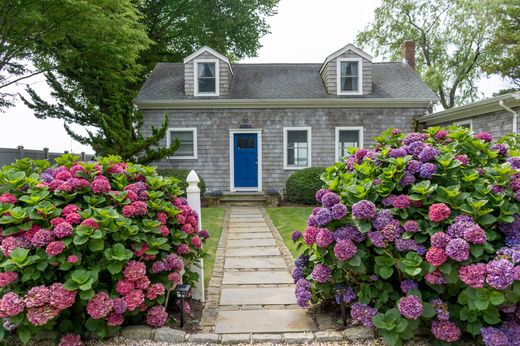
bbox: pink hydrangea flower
[398,295,423,320]
[86,292,113,319]
[80,218,99,229]
[146,283,166,300]
[190,236,202,249]
[428,203,451,222]
[431,320,461,342]
[135,276,151,290]
[132,201,148,216]
[157,212,168,225]
[426,247,448,266]
[46,240,65,256]
[0,292,25,317]
[26,305,59,326]
[146,305,168,328]
[90,176,111,194]
[31,229,55,247]
[392,195,411,209]
[54,222,73,238]
[49,283,76,311]
[176,244,190,255]
[1,236,28,256]
[122,204,136,218]
[124,290,145,311]
[0,193,17,204]
[55,170,72,181]
[59,334,82,346]
[459,264,486,288]
[168,272,181,285]
[65,213,81,225]
[25,286,50,308]
[107,312,124,326]
[181,223,194,234]
[123,261,147,282]
[67,255,79,264]
[425,270,446,285]
[475,131,493,142]
[112,297,127,314]
[303,226,319,245]
[0,272,18,287]
[50,217,66,228]
[70,164,87,176]
[62,204,81,216]
[159,225,170,236]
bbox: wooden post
[81,152,86,161]
[186,170,204,302]
[43,148,49,160]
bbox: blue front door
[234,133,258,188]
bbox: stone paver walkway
[210,207,316,334]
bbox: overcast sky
[0,0,512,154]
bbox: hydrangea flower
[392,195,410,209]
[481,326,509,346]
[295,279,311,307]
[403,132,424,146]
[311,264,331,283]
[321,192,340,208]
[26,305,59,326]
[418,146,440,162]
[334,240,357,261]
[426,247,448,266]
[124,290,145,311]
[398,295,423,319]
[315,229,334,248]
[419,162,437,179]
[381,220,402,241]
[86,292,113,319]
[463,224,486,244]
[59,334,82,346]
[425,270,446,285]
[372,209,394,231]
[291,231,302,241]
[49,283,76,311]
[445,238,470,262]
[0,193,17,204]
[400,279,418,294]
[454,154,470,165]
[431,320,461,342]
[459,264,486,288]
[400,172,416,187]
[316,208,333,225]
[431,298,449,320]
[53,222,73,238]
[25,286,50,308]
[331,203,347,220]
[430,232,450,248]
[0,292,25,318]
[475,131,493,142]
[46,240,65,256]
[368,231,386,248]
[123,261,147,282]
[0,272,17,288]
[486,259,515,290]
[303,226,319,245]
[315,189,328,203]
[389,148,407,158]
[406,160,422,174]
[352,200,377,220]
[351,303,378,328]
[146,305,168,328]
[428,203,451,222]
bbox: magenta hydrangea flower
[430,232,450,248]
[459,263,486,288]
[26,305,59,326]
[434,130,448,140]
[321,192,340,208]
[334,240,357,261]
[454,154,470,165]
[431,320,461,342]
[145,305,168,327]
[146,283,166,300]
[392,195,410,209]
[168,272,181,285]
[106,312,124,326]
[0,236,28,256]
[132,201,148,216]
[303,226,319,245]
[31,229,55,247]
[54,222,73,238]
[45,240,65,256]
[463,224,486,244]
[86,292,113,319]
[445,238,470,262]
[315,229,334,248]
[122,204,136,217]
[425,270,446,285]
[25,286,50,308]
[123,261,147,282]
[398,295,423,319]
[352,200,377,220]
[164,254,184,272]
[381,220,402,241]
[475,131,493,142]
[0,193,17,204]
[48,283,76,311]
[0,292,25,318]
[65,213,81,225]
[80,218,99,229]
[124,289,145,311]
[428,203,451,222]
[176,244,190,255]
[59,334,82,346]
[351,303,378,328]
[134,276,150,290]
[426,247,448,266]
[90,176,111,194]
[486,259,515,290]
[116,279,134,296]
[0,272,17,288]
[311,264,331,283]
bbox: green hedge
[285,167,325,205]
[159,168,207,196]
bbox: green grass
[266,207,313,258]
[201,208,226,289]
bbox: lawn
[266,207,313,258]
[201,207,226,288]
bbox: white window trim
[166,127,198,160]
[335,126,364,162]
[454,119,473,130]
[283,127,312,170]
[229,129,262,192]
[194,59,219,96]
[336,58,363,96]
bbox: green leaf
[483,308,501,324]
[347,255,361,267]
[489,291,505,306]
[17,327,31,344]
[421,302,436,318]
[380,266,394,279]
[470,245,484,257]
[107,262,124,274]
[71,269,90,284]
[466,321,483,335]
[80,289,95,300]
[478,214,497,225]
[89,239,104,252]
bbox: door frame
[229,129,262,192]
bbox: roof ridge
[233,62,322,65]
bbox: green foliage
[295,126,520,345]
[285,167,326,205]
[0,156,208,343]
[356,0,503,109]
[158,168,206,196]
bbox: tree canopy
[356,0,507,109]
[6,0,278,162]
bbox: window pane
[287,130,309,166]
[198,78,215,92]
[338,130,360,159]
[198,63,215,78]
[341,77,358,92]
[340,61,358,77]
[171,131,194,157]
[197,62,216,93]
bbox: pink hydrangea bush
[293,127,520,345]
[0,155,208,344]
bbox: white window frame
[336,58,363,95]
[335,127,364,162]
[283,127,312,170]
[166,127,197,160]
[229,129,263,192]
[454,119,473,130]
[194,59,219,96]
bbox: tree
[21,0,279,163]
[356,0,500,109]
[484,0,520,87]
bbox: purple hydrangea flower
[463,224,486,244]
[507,157,520,169]
[395,238,419,252]
[445,238,470,262]
[315,189,328,203]
[381,220,402,241]
[307,215,318,227]
[311,264,331,283]
[334,240,357,260]
[491,185,506,194]
[334,225,365,243]
[431,298,449,321]
[321,192,340,208]
[295,279,312,307]
[491,143,509,156]
[419,163,437,179]
[418,146,440,162]
[368,231,386,248]
[398,295,423,319]
[291,231,302,241]
[430,232,451,248]
[331,203,347,220]
[481,326,509,346]
[336,287,356,304]
[351,303,377,328]
[403,220,419,233]
[352,200,376,220]
[372,209,394,231]
[499,214,520,247]
[392,195,410,209]
[381,195,396,207]
[486,259,515,290]
[400,279,418,294]
[389,148,407,158]
[406,160,422,174]
[316,208,333,226]
[315,229,334,248]
[403,133,424,146]
[406,141,426,158]
[400,172,416,187]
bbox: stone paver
[226,247,280,257]
[223,271,293,285]
[153,327,186,342]
[227,238,276,247]
[228,227,270,233]
[215,310,316,333]
[283,332,315,344]
[228,222,267,228]
[220,287,296,305]
[224,257,287,269]
[228,232,273,239]
[120,326,153,340]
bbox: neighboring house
[134,42,437,194]
[418,92,520,139]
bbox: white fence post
[186,170,204,302]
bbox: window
[194,59,219,96]
[335,127,363,161]
[284,127,311,169]
[167,128,197,159]
[454,120,473,130]
[337,58,362,95]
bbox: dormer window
[337,58,362,95]
[194,59,219,96]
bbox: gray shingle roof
[135,62,437,101]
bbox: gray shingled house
[134,43,437,195]
[418,92,519,139]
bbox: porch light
[239,115,252,128]
[333,282,348,327]
[175,284,191,328]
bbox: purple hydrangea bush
[0,155,208,344]
[292,127,520,345]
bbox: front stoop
[215,192,280,207]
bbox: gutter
[499,99,518,136]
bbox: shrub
[0,155,208,344]
[158,168,206,196]
[286,167,325,205]
[292,127,520,345]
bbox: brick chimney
[401,40,415,71]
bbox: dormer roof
[319,44,373,74]
[183,46,233,74]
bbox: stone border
[120,325,375,344]
[199,207,231,332]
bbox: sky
[0,0,512,154]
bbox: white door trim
[229,129,263,192]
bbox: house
[418,92,520,139]
[134,42,437,194]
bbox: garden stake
[333,283,348,327]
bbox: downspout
[498,100,518,138]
